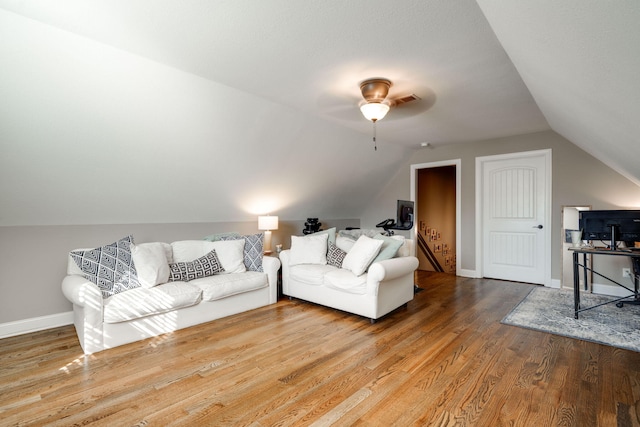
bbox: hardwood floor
[2,272,640,426]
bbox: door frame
[410,159,462,276]
[561,205,591,290]
[475,149,552,286]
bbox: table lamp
[258,215,278,255]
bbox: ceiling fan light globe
[360,102,390,122]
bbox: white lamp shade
[258,215,279,231]
[360,102,390,122]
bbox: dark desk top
[569,246,640,257]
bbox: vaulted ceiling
[1,0,638,225]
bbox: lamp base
[263,230,273,255]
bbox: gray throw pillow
[327,242,347,268]
[70,235,140,298]
[220,233,264,272]
[168,249,225,282]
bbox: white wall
[0,10,406,329]
[0,9,412,227]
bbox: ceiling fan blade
[385,88,437,120]
[317,92,363,121]
[390,93,421,106]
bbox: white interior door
[479,150,551,285]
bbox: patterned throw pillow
[168,249,225,282]
[220,233,264,272]
[70,235,140,299]
[327,242,347,268]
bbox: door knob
[533,225,543,229]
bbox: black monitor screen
[579,210,640,246]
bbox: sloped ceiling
[0,0,548,146]
[476,0,640,185]
[1,1,637,226]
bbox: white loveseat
[280,229,419,322]
[62,236,279,354]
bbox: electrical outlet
[623,268,631,278]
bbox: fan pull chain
[373,120,377,151]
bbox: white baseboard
[0,311,73,339]
[548,279,562,289]
[557,280,634,298]
[458,269,479,278]
[592,282,636,298]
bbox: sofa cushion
[371,234,404,264]
[191,271,268,301]
[289,233,329,266]
[290,264,337,286]
[103,282,202,323]
[171,239,246,274]
[168,249,225,282]
[221,233,264,272]
[70,235,140,299]
[131,242,171,288]
[324,269,368,295]
[341,235,384,276]
[327,243,347,268]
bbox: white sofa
[62,236,279,354]
[280,230,419,322]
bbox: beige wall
[361,130,640,280]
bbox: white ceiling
[1,0,639,225]
[0,0,550,147]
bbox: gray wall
[361,130,640,279]
[4,129,639,327]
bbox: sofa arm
[62,275,104,354]
[262,255,281,278]
[262,255,281,304]
[62,275,103,311]
[367,256,419,284]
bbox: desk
[571,247,640,319]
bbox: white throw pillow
[289,233,329,266]
[131,242,171,288]
[210,239,247,274]
[341,235,384,276]
[391,235,409,257]
[171,240,217,262]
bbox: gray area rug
[502,287,640,352]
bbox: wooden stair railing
[417,232,444,272]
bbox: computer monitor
[394,200,414,230]
[579,210,640,248]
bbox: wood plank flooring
[2,272,640,426]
